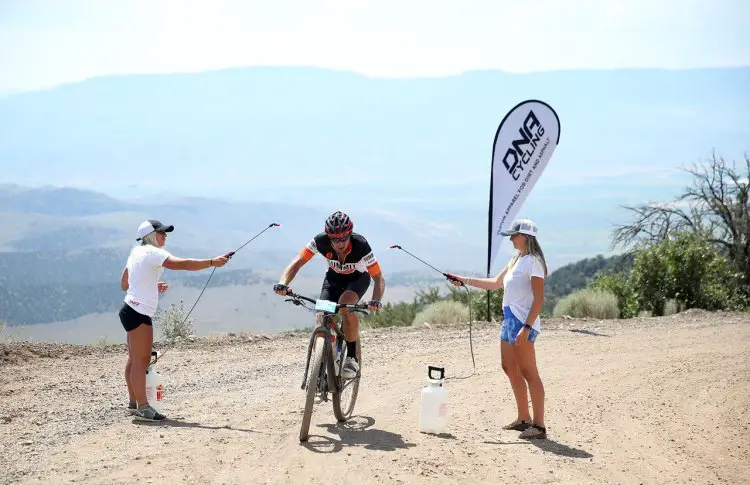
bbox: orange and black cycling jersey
[299,232,382,278]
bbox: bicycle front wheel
[300,334,325,442]
[332,338,361,422]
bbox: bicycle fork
[300,323,340,395]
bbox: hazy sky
[1,0,749,92]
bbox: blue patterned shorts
[500,306,538,344]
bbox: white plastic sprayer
[145,351,165,414]
[419,365,448,434]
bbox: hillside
[0,238,629,326]
[1,310,748,484]
[0,182,633,327]
[0,183,482,266]
[542,253,635,313]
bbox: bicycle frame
[285,292,367,396]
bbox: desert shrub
[553,289,620,319]
[154,300,195,341]
[412,300,469,327]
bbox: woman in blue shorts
[447,218,548,439]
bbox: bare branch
[680,152,738,240]
[611,202,695,250]
[612,150,750,293]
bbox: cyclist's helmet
[324,211,354,238]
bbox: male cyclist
[273,211,385,379]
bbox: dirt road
[1,309,748,485]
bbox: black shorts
[119,302,153,332]
[320,271,371,303]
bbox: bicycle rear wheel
[300,334,325,442]
[332,339,361,422]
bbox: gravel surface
[1,309,748,484]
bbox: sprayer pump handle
[428,366,445,380]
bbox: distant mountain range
[1,65,747,271]
[0,183,480,326]
[0,184,633,326]
[0,183,479,270]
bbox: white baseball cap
[500,218,538,237]
[136,219,174,241]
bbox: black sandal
[502,419,531,431]
[519,423,547,439]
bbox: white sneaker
[342,357,359,379]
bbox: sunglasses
[330,235,350,243]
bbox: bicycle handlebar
[283,291,370,315]
[287,292,316,305]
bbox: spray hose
[388,245,476,380]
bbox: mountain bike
[283,291,369,442]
